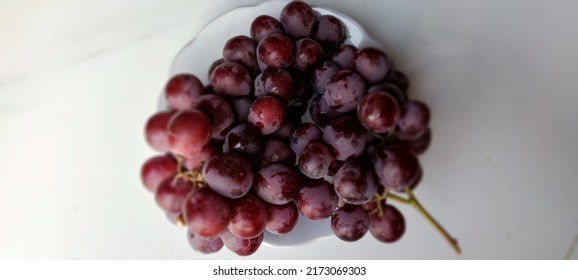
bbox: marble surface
[1,0,578,259]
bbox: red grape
[183,187,232,239]
[220,229,264,256]
[323,115,367,161]
[297,179,338,221]
[265,202,299,235]
[187,230,224,254]
[144,110,175,153]
[333,160,378,205]
[248,95,286,135]
[323,69,367,112]
[164,74,205,110]
[357,90,400,133]
[250,15,285,43]
[202,153,254,199]
[166,109,213,158]
[155,177,196,215]
[140,155,177,193]
[223,35,258,77]
[195,94,235,140]
[353,47,391,85]
[254,163,301,205]
[331,204,370,242]
[369,204,405,243]
[228,193,268,239]
[279,1,315,39]
[257,33,295,70]
[210,61,252,97]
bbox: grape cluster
[141,1,458,256]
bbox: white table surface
[1,0,577,259]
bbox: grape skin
[183,187,232,240]
[166,109,213,159]
[369,204,406,243]
[228,193,268,239]
[254,163,301,205]
[144,110,175,153]
[331,204,370,242]
[333,160,378,205]
[265,202,299,235]
[140,155,177,193]
[202,153,254,199]
[323,69,367,113]
[298,141,333,179]
[297,179,338,221]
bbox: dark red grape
[231,97,252,123]
[293,38,323,72]
[187,230,224,254]
[323,115,367,161]
[248,95,286,135]
[331,204,370,242]
[308,95,343,128]
[331,44,357,69]
[260,138,296,166]
[257,33,295,71]
[202,153,253,199]
[228,193,268,239]
[223,122,264,163]
[312,61,340,94]
[369,204,405,243]
[385,69,410,93]
[195,94,235,140]
[290,122,322,156]
[405,128,431,155]
[271,119,297,139]
[265,202,299,235]
[323,69,367,112]
[164,74,205,110]
[298,141,333,179]
[397,100,430,141]
[357,90,400,133]
[183,187,231,239]
[140,155,177,193]
[250,15,285,43]
[167,109,213,158]
[254,67,295,102]
[353,47,391,85]
[373,145,420,192]
[328,159,344,177]
[313,15,344,51]
[220,229,263,256]
[155,177,195,215]
[208,58,225,81]
[210,61,252,97]
[368,82,408,107]
[297,179,338,221]
[279,1,315,39]
[290,71,314,105]
[183,141,220,171]
[333,160,378,204]
[254,163,301,205]
[144,110,175,152]
[223,35,258,76]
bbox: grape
[271,119,297,139]
[195,94,235,140]
[323,69,367,112]
[368,82,408,106]
[202,153,254,199]
[265,202,299,235]
[308,95,342,128]
[331,204,370,242]
[164,74,205,110]
[231,97,252,123]
[248,96,286,135]
[223,122,264,163]
[331,44,357,69]
[290,71,314,105]
[155,177,196,215]
[167,109,213,158]
[183,187,232,239]
[208,58,225,80]
[405,128,431,155]
[260,138,296,166]
[228,193,268,239]
[289,122,322,156]
[373,145,420,192]
[408,164,423,190]
[254,163,301,205]
[220,229,264,256]
[250,15,285,43]
[323,115,367,161]
[313,15,344,51]
[257,34,295,70]
[298,141,333,179]
[140,155,177,192]
[210,61,252,97]
[223,35,258,76]
[144,110,175,153]
[187,230,224,254]
[328,159,344,177]
[297,179,338,220]
[357,90,400,133]
[279,1,315,39]
[333,160,378,204]
[183,141,220,171]
[312,61,340,94]
[254,67,295,102]
[397,101,431,141]
[369,204,405,243]
[353,47,391,85]
[385,69,409,93]
[293,38,323,72]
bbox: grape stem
[387,189,462,255]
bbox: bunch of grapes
[141,1,460,256]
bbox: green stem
[398,188,461,254]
